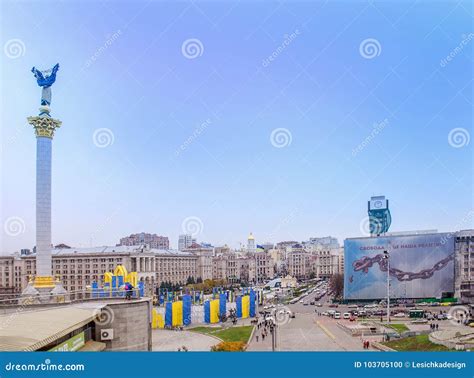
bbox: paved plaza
[152,329,218,351]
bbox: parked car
[364,304,378,309]
[393,312,405,318]
[343,312,351,319]
[310,301,315,305]
[303,302,309,306]
[316,303,322,307]
[412,319,428,324]
[334,312,341,319]
[348,304,358,309]
[329,303,339,308]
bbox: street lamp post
[383,250,390,323]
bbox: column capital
[27,115,62,138]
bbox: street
[248,289,379,351]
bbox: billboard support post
[384,251,390,323]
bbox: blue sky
[1,0,472,252]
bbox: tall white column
[36,136,52,276]
[26,107,61,289]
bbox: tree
[329,273,344,299]
[186,276,195,285]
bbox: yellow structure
[172,301,183,327]
[104,272,113,284]
[33,276,55,289]
[210,299,220,324]
[126,272,138,287]
[152,309,164,329]
[114,265,128,278]
[242,295,250,318]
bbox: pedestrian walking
[256,335,259,342]
[436,323,439,330]
[262,333,265,341]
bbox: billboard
[344,233,454,300]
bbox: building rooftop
[14,245,195,257]
[0,304,104,351]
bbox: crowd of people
[254,318,274,343]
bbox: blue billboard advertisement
[344,233,454,300]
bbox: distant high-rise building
[178,234,196,251]
[119,233,169,249]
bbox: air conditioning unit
[100,328,114,341]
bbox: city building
[178,234,196,251]
[287,245,312,280]
[183,243,213,281]
[214,245,231,255]
[455,229,474,302]
[1,245,199,298]
[305,236,339,249]
[119,233,169,250]
[255,251,273,282]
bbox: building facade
[455,229,474,302]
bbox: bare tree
[329,274,344,299]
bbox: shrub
[211,341,246,352]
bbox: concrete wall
[94,298,152,351]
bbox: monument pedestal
[22,276,70,304]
